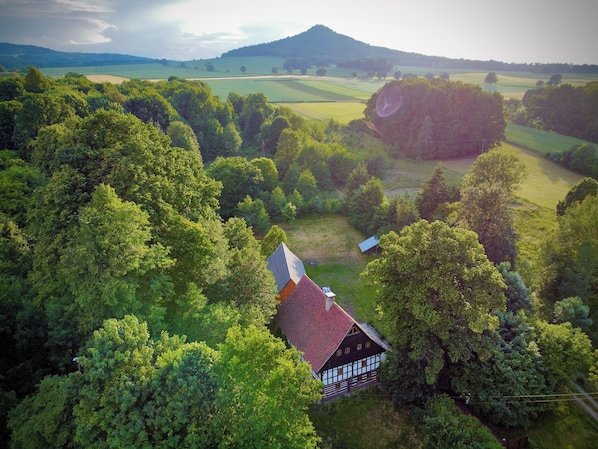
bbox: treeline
[336,58,394,73]
[361,78,505,159]
[546,143,598,179]
[517,81,598,143]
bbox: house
[266,242,306,303]
[275,275,389,398]
[358,235,379,254]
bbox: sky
[0,0,597,65]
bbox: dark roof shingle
[266,242,306,293]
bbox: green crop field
[278,102,366,123]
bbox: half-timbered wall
[319,353,384,397]
[320,325,386,371]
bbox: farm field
[506,122,592,154]
[41,60,598,123]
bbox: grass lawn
[519,402,598,449]
[281,214,377,322]
[309,391,422,449]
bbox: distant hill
[222,25,598,74]
[0,43,155,70]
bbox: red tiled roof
[275,275,356,373]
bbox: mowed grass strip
[506,123,592,155]
[281,101,366,123]
[202,78,325,102]
[274,80,363,102]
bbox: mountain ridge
[0,42,154,69]
[222,25,598,73]
[2,25,597,73]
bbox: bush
[421,395,502,449]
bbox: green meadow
[506,122,592,154]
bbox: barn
[268,243,389,398]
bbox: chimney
[321,286,336,311]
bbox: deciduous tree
[213,326,322,449]
[458,149,526,265]
[363,220,506,402]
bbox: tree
[0,100,22,151]
[553,296,592,332]
[365,78,505,159]
[213,326,322,449]
[375,194,420,236]
[421,395,503,449]
[24,67,52,93]
[167,121,200,155]
[345,163,370,193]
[222,122,242,156]
[485,72,499,84]
[75,315,218,448]
[547,73,562,86]
[450,312,552,428]
[251,156,279,192]
[296,169,319,204]
[316,68,326,76]
[282,201,298,222]
[207,156,264,218]
[347,177,385,235]
[124,93,172,131]
[236,195,271,235]
[362,220,506,402]
[275,128,302,178]
[240,66,247,73]
[8,375,79,449]
[556,177,598,216]
[458,149,526,265]
[261,224,288,257]
[12,93,75,158]
[58,184,173,335]
[534,320,594,389]
[539,195,598,314]
[416,164,459,221]
[261,115,290,155]
[497,262,534,313]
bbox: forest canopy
[362,78,506,159]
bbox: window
[365,341,371,349]
[348,325,360,336]
[357,343,362,351]
[337,367,344,376]
[344,347,350,355]
[362,360,367,368]
[336,349,342,357]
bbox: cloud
[0,0,596,63]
